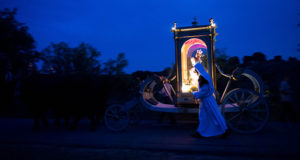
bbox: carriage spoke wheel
[104,104,129,131]
[222,89,269,134]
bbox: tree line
[1,8,299,121]
[0,8,128,81]
[0,8,133,124]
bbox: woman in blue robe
[192,62,230,138]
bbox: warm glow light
[172,22,177,31]
[181,68,199,93]
[189,67,199,87]
[211,22,216,27]
[180,38,207,93]
[181,83,193,93]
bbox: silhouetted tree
[243,56,253,65]
[288,57,297,62]
[102,53,128,75]
[215,48,229,61]
[72,43,101,75]
[41,42,101,75]
[215,48,233,73]
[41,42,73,74]
[132,71,153,81]
[0,8,38,77]
[272,55,283,62]
[243,52,267,66]
[252,52,266,62]
[228,56,240,67]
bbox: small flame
[211,22,216,27]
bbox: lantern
[172,18,217,105]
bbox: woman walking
[191,62,230,138]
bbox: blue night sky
[1,0,300,73]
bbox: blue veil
[194,62,215,95]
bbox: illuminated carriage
[104,19,269,134]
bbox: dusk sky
[1,0,300,73]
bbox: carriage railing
[154,74,176,104]
[215,64,237,80]
[216,64,239,103]
[155,64,240,105]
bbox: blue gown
[192,63,227,137]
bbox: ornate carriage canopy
[171,19,217,105]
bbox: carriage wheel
[233,68,265,95]
[221,88,269,134]
[104,104,129,131]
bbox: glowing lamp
[211,22,216,27]
[171,19,217,105]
